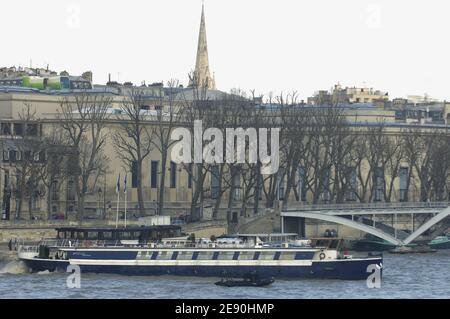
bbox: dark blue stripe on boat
[295,252,315,260]
[72,258,383,280]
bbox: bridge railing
[282,201,450,212]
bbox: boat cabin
[55,226,182,243]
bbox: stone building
[1,5,450,228]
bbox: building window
[321,168,330,202]
[131,161,138,188]
[4,170,9,188]
[13,123,24,136]
[233,170,241,201]
[211,165,220,199]
[170,161,177,188]
[67,180,76,201]
[277,169,285,201]
[298,166,307,202]
[51,180,59,201]
[1,123,11,135]
[26,124,38,136]
[151,161,158,188]
[33,152,41,162]
[345,167,357,201]
[374,167,384,202]
[254,173,263,201]
[399,167,408,202]
[31,193,39,210]
[187,163,193,189]
[15,151,22,161]
[39,151,45,162]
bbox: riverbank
[0,243,18,263]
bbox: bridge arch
[282,211,404,246]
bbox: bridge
[281,202,450,246]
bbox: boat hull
[22,258,70,273]
[428,237,450,249]
[353,240,396,252]
[21,257,382,280]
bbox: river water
[0,250,449,299]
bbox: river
[0,250,449,299]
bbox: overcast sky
[1,0,450,100]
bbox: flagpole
[124,187,127,228]
[116,191,120,229]
[115,174,121,229]
[124,173,128,228]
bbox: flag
[116,173,121,194]
[124,174,127,193]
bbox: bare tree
[57,94,111,221]
[112,90,153,216]
[151,80,184,215]
[38,124,72,220]
[0,104,46,220]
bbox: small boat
[215,273,274,287]
[428,236,450,249]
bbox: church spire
[189,2,216,90]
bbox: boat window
[217,251,235,260]
[329,240,339,249]
[295,252,315,260]
[177,251,194,260]
[314,239,329,248]
[259,252,275,260]
[156,251,172,260]
[137,251,149,259]
[196,251,213,260]
[88,232,97,239]
[103,232,113,239]
[122,232,132,239]
[238,251,254,260]
[279,252,296,260]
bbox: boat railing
[35,239,317,250]
[18,245,39,253]
[149,242,258,249]
[39,239,125,249]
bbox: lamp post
[97,187,102,219]
[103,173,107,220]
